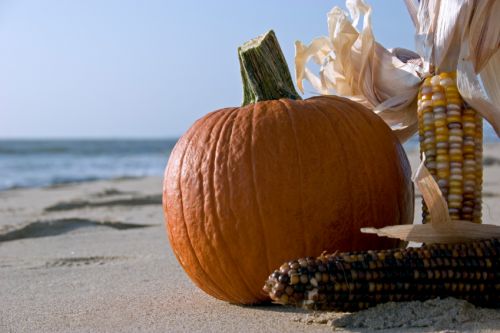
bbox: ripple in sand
[44,194,162,212]
[93,188,137,197]
[484,156,500,166]
[44,256,125,268]
[0,218,152,242]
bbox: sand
[1,145,500,332]
[296,298,500,331]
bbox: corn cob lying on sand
[263,238,500,312]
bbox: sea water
[0,139,177,190]
[0,122,498,191]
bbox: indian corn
[417,72,483,223]
[263,238,500,312]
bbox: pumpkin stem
[238,30,302,106]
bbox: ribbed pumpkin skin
[163,95,414,304]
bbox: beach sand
[1,145,500,332]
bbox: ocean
[0,139,177,191]
[1,122,498,191]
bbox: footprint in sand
[92,188,137,198]
[484,156,500,166]
[44,256,125,268]
[44,194,162,212]
[0,218,152,243]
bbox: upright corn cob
[263,238,500,312]
[417,72,483,223]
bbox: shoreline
[0,175,154,192]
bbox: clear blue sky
[0,0,414,138]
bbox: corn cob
[263,238,500,312]
[417,72,483,223]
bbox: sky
[0,0,415,139]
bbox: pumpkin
[163,31,414,304]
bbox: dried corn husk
[480,51,500,118]
[457,44,500,137]
[411,0,500,74]
[465,1,500,73]
[296,0,500,139]
[362,156,500,243]
[295,0,422,142]
[361,221,500,244]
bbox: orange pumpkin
[163,31,414,304]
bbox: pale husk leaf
[414,0,440,73]
[467,1,500,73]
[480,51,500,129]
[403,0,419,27]
[431,0,470,72]
[373,90,419,142]
[361,158,500,243]
[414,0,466,72]
[374,89,418,126]
[295,37,332,94]
[413,0,500,75]
[295,0,421,142]
[457,44,500,137]
[361,222,500,244]
[412,155,450,228]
